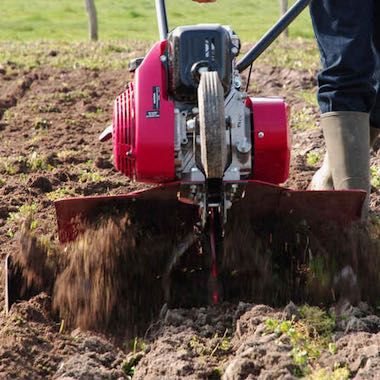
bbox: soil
[0,41,379,379]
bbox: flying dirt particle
[12,219,60,294]
[53,211,195,335]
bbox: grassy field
[0,0,313,42]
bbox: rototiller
[6,0,366,311]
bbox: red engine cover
[113,41,175,183]
[246,97,290,184]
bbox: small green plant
[370,166,380,189]
[121,354,144,379]
[210,329,231,356]
[78,169,103,183]
[28,151,52,171]
[6,204,38,238]
[189,335,207,356]
[265,306,336,377]
[121,337,146,379]
[46,187,75,201]
[306,151,321,166]
[8,203,38,223]
[34,117,51,130]
[0,157,18,175]
[299,305,336,339]
[306,366,350,380]
[57,150,78,161]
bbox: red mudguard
[55,182,365,244]
[247,97,290,184]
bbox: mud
[0,40,379,379]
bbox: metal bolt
[187,119,196,132]
[234,77,241,89]
[160,55,167,62]
[236,137,252,153]
[258,131,265,139]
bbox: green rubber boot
[310,126,378,191]
[322,111,370,216]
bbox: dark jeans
[310,0,380,128]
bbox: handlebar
[154,0,312,71]
[155,0,169,40]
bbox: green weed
[189,335,207,356]
[0,157,18,175]
[121,354,144,379]
[121,337,146,379]
[371,166,380,189]
[265,306,336,377]
[57,150,78,162]
[27,151,52,171]
[46,187,75,201]
[306,151,321,166]
[306,366,350,380]
[78,169,103,183]
[7,204,38,234]
[34,117,51,130]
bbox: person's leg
[370,0,380,144]
[309,0,372,216]
[310,0,375,115]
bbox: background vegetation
[0,0,313,42]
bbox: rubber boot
[310,126,378,191]
[322,111,370,216]
[309,152,334,190]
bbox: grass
[0,0,313,43]
[0,38,319,74]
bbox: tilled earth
[0,41,379,379]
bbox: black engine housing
[167,24,234,102]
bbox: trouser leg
[309,0,371,217]
[370,0,380,143]
[310,0,376,114]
